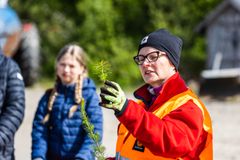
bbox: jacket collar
[56,82,75,94]
[134,72,188,111]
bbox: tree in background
[10,0,222,88]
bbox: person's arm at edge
[0,58,25,147]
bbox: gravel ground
[14,85,240,160]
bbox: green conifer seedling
[80,60,112,160]
[80,99,106,160]
[94,60,111,82]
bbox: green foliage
[80,99,106,160]
[93,60,112,82]
[10,0,223,86]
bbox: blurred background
[2,0,240,159]
[10,0,232,91]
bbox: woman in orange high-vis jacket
[100,28,213,159]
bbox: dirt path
[14,85,240,159]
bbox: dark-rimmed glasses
[133,51,163,65]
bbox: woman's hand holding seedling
[100,80,126,112]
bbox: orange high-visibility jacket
[116,90,212,160]
[115,73,212,159]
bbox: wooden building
[196,0,240,79]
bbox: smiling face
[138,47,176,87]
[56,52,84,85]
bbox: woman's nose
[142,59,151,66]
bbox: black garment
[137,28,183,69]
[0,53,25,160]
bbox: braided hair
[42,44,88,124]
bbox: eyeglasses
[133,51,164,65]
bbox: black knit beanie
[138,29,183,69]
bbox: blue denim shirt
[0,5,21,48]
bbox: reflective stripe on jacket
[116,89,212,160]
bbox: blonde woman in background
[31,44,103,160]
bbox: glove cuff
[115,99,129,117]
